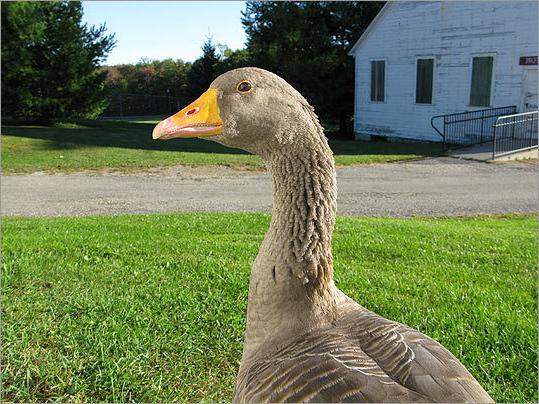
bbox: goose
[152,67,494,403]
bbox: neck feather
[240,107,340,361]
[265,134,337,290]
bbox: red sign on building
[519,56,538,65]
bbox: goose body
[153,67,493,403]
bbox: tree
[1,1,115,122]
[102,58,192,101]
[215,43,230,61]
[149,59,191,101]
[185,38,221,99]
[216,48,252,76]
[242,1,384,136]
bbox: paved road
[1,158,537,217]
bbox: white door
[521,68,538,112]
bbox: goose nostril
[186,107,199,116]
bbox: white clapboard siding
[350,1,538,142]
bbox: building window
[416,58,434,104]
[370,60,385,102]
[469,56,494,107]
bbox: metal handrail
[430,116,445,137]
[492,111,538,159]
[432,105,516,119]
[492,110,538,122]
[431,105,517,150]
[430,115,445,147]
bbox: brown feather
[234,304,493,403]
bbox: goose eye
[237,80,252,93]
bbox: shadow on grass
[1,119,248,155]
[1,119,443,157]
[329,137,443,157]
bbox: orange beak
[152,88,223,140]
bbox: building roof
[348,2,393,56]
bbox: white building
[349,1,538,142]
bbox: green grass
[1,120,442,174]
[2,213,536,402]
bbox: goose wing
[233,306,493,403]
[233,330,431,403]
[339,307,494,403]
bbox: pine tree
[242,1,384,136]
[1,1,115,122]
[185,38,220,100]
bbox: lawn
[1,119,442,174]
[2,213,537,403]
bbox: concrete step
[447,142,538,161]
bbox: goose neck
[265,138,337,286]
[241,134,340,361]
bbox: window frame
[369,58,387,103]
[414,56,436,105]
[468,53,496,108]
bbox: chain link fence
[101,93,189,118]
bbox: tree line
[2,1,384,134]
[102,41,250,104]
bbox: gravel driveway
[1,157,537,217]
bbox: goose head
[152,67,323,156]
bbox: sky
[82,1,247,65]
